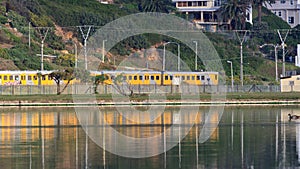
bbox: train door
[144,73,150,85]
[27,74,34,85]
[149,73,156,85]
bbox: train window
[15,76,19,80]
[0,76,1,80]
[192,76,195,80]
[139,75,143,80]
[9,75,13,80]
[123,76,127,80]
[4,76,7,80]
[145,76,149,80]
[28,76,32,80]
[48,76,52,80]
[181,76,185,80]
[134,76,137,80]
[197,76,200,80]
[201,76,205,80]
[165,76,168,80]
[170,76,173,80]
[187,76,190,80]
[156,76,159,80]
[129,76,132,80]
[21,76,25,80]
[42,75,46,80]
[34,76,37,80]
[151,76,154,80]
[215,75,217,80]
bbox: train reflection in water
[0,106,219,144]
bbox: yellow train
[0,70,218,86]
[91,70,218,86]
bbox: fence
[0,84,281,95]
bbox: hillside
[0,0,299,85]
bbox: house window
[192,1,198,7]
[278,11,282,17]
[178,2,187,7]
[288,16,294,24]
[280,0,286,3]
[214,0,222,6]
[290,0,294,5]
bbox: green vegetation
[0,0,299,85]
[1,92,300,105]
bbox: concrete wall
[280,75,300,92]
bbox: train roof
[91,70,218,74]
[0,70,218,75]
[0,70,54,75]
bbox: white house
[172,0,252,31]
[265,0,300,28]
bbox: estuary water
[0,105,299,169]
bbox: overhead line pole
[277,29,290,77]
[235,30,249,86]
[78,25,93,70]
[36,27,50,71]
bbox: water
[0,106,299,169]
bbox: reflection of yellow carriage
[91,70,219,86]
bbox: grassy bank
[0,92,300,103]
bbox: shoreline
[1,99,300,107]
[0,93,300,107]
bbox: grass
[1,92,300,103]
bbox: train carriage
[0,70,219,86]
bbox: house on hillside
[172,0,252,32]
[264,0,300,28]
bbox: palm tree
[139,0,175,13]
[252,0,275,24]
[218,0,249,30]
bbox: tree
[218,0,251,30]
[139,0,175,13]
[252,0,275,24]
[49,68,89,95]
[93,74,106,94]
[49,68,74,95]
